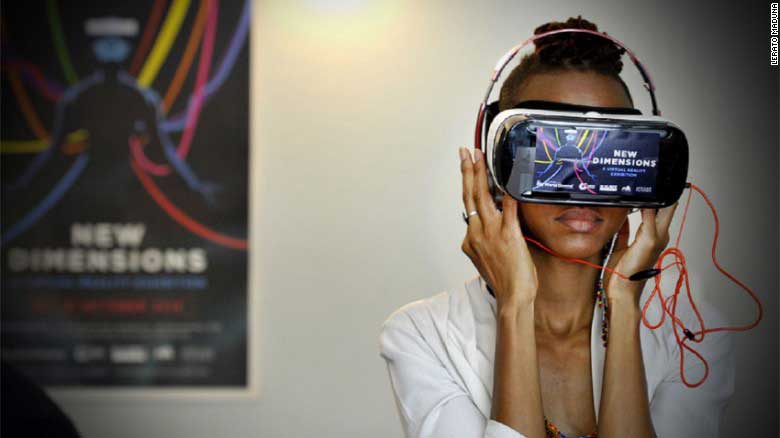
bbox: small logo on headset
[621,185,632,193]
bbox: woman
[378,17,735,438]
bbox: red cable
[522,234,631,280]
[521,182,763,387]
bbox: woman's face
[508,70,633,260]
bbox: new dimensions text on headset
[476,28,688,209]
[469,28,761,388]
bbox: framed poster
[1,0,253,395]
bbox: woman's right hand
[459,147,538,308]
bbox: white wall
[56,0,777,436]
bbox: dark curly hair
[498,16,633,110]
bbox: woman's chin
[541,234,605,260]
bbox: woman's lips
[555,208,603,233]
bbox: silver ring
[462,210,479,224]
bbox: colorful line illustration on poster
[1,0,250,250]
[533,126,608,195]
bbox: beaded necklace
[487,233,617,438]
[544,417,599,438]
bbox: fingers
[626,208,659,258]
[460,147,480,228]
[637,208,658,239]
[633,203,681,255]
[655,202,678,240]
[614,217,630,252]
[472,149,499,223]
[501,194,521,235]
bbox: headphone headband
[475,28,660,151]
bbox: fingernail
[474,149,482,162]
[458,147,467,161]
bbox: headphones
[474,28,661,208]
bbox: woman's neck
[529,245,602,339]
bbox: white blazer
[378,276,735,438]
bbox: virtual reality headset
[475,28,690,209]
[484,100,689,208]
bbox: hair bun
[531,15,625,74]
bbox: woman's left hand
[604,203,679,307]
